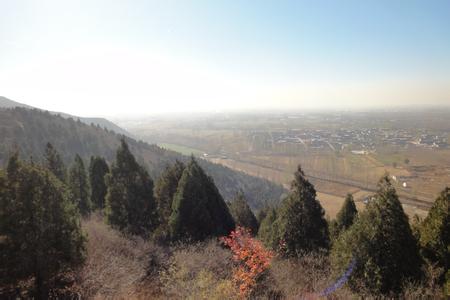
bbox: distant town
[263,127,449,152]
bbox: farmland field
[157,143,204,156]
[125,110,450,218]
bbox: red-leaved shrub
[220,226,274,298]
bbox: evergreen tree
[69,154,91,216]
[105,139,156,235]
[88,156,110,210]
[6,151,20,182]
[228,191,259,234]
[331,175,422,295]
[169,158,235,241]
[330,193,358,240]
[256,205,270,225]
[154,160,185,227]
[257,207,279,249]
[419,187,449,282]
[43,142,66,182]
[272,166,329,256]
[0,155,85,299]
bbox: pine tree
[257,207,279,250]
[272,166,329,256]
[154,160,185,227]
[228,191,259,234]
[330,193,358,240]
[0,154,85,299]
[331,175,422,295]
[88,156,110,210]
[419,187,449,282]
[69,154,91,216]
[105,139,157,235]
[43,142,66,182]
[169,158,235,241]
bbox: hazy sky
[1,0,450,116]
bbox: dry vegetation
[75,214,163,299]
[67,216,444,299]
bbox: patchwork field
[125,111,450,219]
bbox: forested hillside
[0,107,285,209]
[0,96,132,137]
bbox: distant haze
[1,1,450,117]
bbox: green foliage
[154,160,186,227]
[69,154,92,216]
[105,139,157,236]
[331,175,422,295]
[272,166,329,256]
[88,156,109,210]
[43,142,67,182]
[330,194,358,240]
[0,155,85,298]
[228,192,259,235]
[256,206,270,225]
[169,158,235,241]
[419,187,449,276]
[257,207,279,250]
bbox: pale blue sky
[1,0,450,116]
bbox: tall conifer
[69,154,91,216]
[331,176,422,295]
[105,139,156,235]
[419,187,449,284]
[169,158,235,241]
[273,165,329,256]
[43,142,66,182]
[0,154,85,299]
[154,160,185,226]
[330,193,358,240]
[88,156,109,210]
[228,191,259,234]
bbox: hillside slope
[0,96,131,137]
[0,107,285,210]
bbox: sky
[1,0,450,117]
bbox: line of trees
[0,138,448,297]
[0,139,242,297]
[257,166,449,296]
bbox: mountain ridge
[0,105,285,210]
[0,96,132,137]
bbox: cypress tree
[273,165,329,256]
[69,154,91,216]
[257,207,279,250]
[0,154,85,299]
[228,191,259,234]
[330,193,358,240]
[331,175,422,295]
[154,160,185,227]
[256,205,270,225]
[419,187,449,283]
[169,158,235,241]
[88,156,110,210]
[43,142,66,182]
[105,139,156,236]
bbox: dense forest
[0,107,285,210]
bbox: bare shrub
[266,253,356,299]
[76,214,162,299]
[160,239,238,299]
